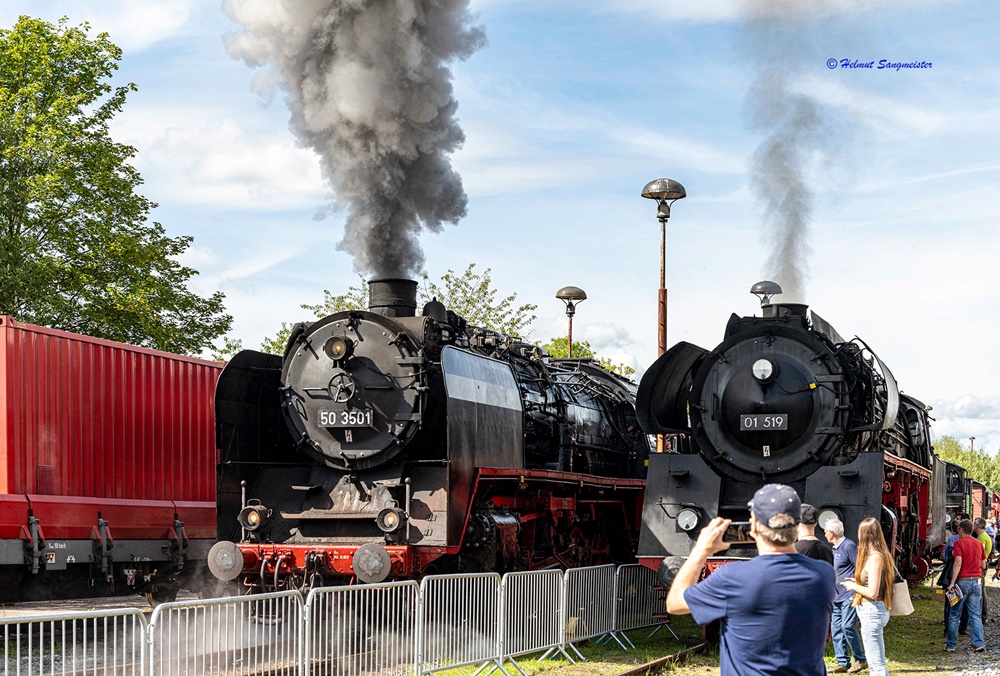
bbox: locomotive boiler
[637,281,946,582]
[209,279,650,589]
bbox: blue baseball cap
[748,484,801,528]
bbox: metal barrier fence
[1,564,678,676]
[1,608,148,676]
[612,564,677,645]
[148,591,302,676]
[498,569,573,672]
[562,564,618,658]
[417,573,502,674]
[305,581,418,676]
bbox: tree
[420,264,536,337]
[934,435,1000,489]
[538,336,636,378]
[0,17,231,354]
[260,266,536,354]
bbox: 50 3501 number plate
[319,409,373,428]
[740,414,788,430]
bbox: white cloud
[1,0,197,51]
[172,245,221,270]
[114,115,327,209]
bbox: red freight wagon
[0,316,221,601]
[971,481,993,522]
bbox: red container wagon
[0,316,221,601]
[971,481,993,522]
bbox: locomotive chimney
[368,278,418,318]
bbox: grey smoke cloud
[742,2,838,303]
[223,0,485,277]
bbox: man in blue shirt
[823,517,867,673]
[666,484,835,676]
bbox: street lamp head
[641,178,687,202]
[750,280,783,307]
[556,286,587,317]
[642,178,686,222]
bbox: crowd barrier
[1,608,148,676]
[1,564,673,676]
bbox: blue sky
[4,1,999,452]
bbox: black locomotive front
[636,282,943,579]
[210,279,650,589]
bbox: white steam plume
[223,0,486,277]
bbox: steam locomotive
[637,282,947,582]
[209,279,650,589]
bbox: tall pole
[567,313,574,358]
[659,218,667,355]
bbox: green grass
[425,614,708,675]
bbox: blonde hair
[854,517,896,610]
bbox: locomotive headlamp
[752,358,775,382]
[324,336,354,363]
[677,508,700,532]
[238,502,270,532]
[376,507,406,534]
[817,509,840,530]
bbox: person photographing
[666,484,835,675]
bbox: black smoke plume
[223,0,486,277]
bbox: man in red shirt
[947,519,986,652]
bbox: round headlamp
[818,509,840,530]
[238,503,270,532]
[324,336,354,362]
[677,508,700,532]
[752,358,775,382]
[376,507,406,534]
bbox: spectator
[943,515,972,635]
[796,504,833,565]
[974,518,992,622]
[945,519,986,652]
[666,484,835,676]
[824,517,867,673]
[842,517,896,676]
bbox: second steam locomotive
[636,281,946,582]
[209,279,650,590]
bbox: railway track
[613,642,709,676]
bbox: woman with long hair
[842,518,895,676]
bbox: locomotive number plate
[740,414,788,430]
[319,408,373,428]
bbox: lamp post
[556,286,587,358]
[641,178,686,355]
[971,436,977,482]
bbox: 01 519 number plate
[740,414,788,431]
[319,409,373,428]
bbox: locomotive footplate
[210,541,418,585]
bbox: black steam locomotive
[209,279,650,589]
[637,282,946,581]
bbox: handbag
[891,580,914,616]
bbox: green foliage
[0,17,231,354]
[935,434,1000,488]
[420,264,537,337]
[260,267,537,354]
[539,336,596,359]
[538,336,636,378]
[210,335,244,362]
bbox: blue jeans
[857,600,890,676]
[947,579,984,649]
[832,600,866,666]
